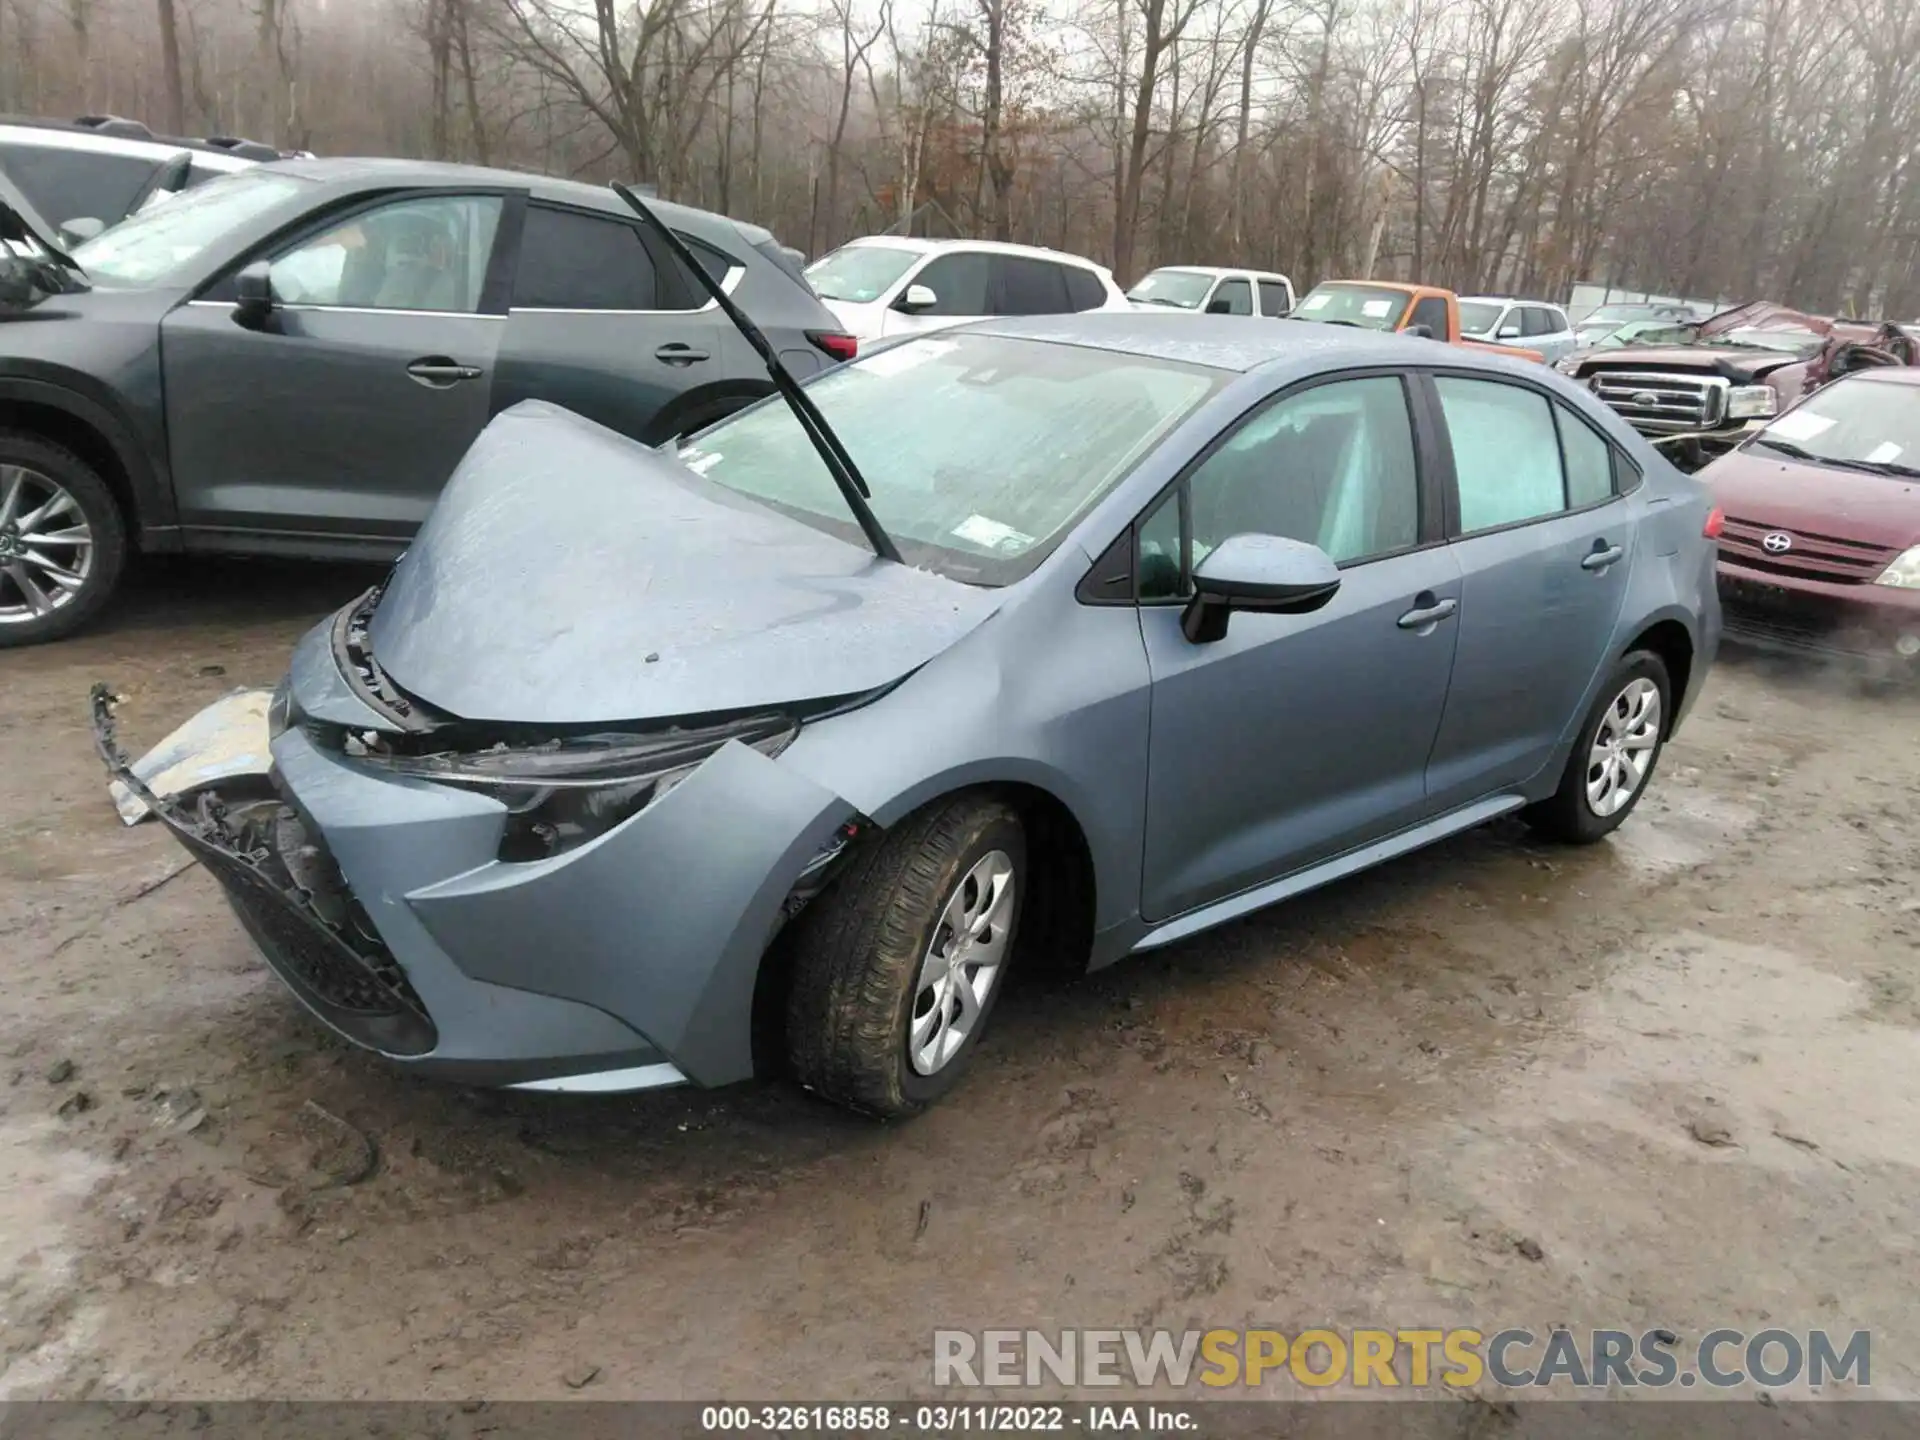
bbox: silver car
[99,317,1721,1118]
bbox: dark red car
[1705,368,1920,663]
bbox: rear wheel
[1524,651,1671,844]
[786,795,1025,1118]
[0,434,127,647]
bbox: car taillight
[807,330,858,363]
[1703,506,1725,539]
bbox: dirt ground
[1,558,1916,1404]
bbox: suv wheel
[0,433,127,647]
[1525,650,1671,843]
[786,795,1025,1118]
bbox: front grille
[1591,370,1728,433]
[1719,516,1899,585]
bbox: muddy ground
[0,558,1915,1403]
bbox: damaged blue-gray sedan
[94,202,1720,1117]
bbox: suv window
[1520,306,1556,338]
[0,141,158,229]
[271,194,502,312]
[1408,295,1448,336]
[1138,375,1421,598]
[1258,280,1290,317]
[912,251,990,315]
[995,255,1073,315]
[515,205,656,310]
[1064,266,1107,312]
[1435,376,1570,531]
[1209,278,1253,315]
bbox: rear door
[1521,304,1574,361]
[992,254,1079,317]
[496,201,751,443]
[161,188,516,546]
[1421,371,1637,806]
[1258,279,1292,317]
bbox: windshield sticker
[951,514,1035,553]
[1765,411,1835,442]
[1300,294,1331,312]
[1361,299,1393,318]
[680,449,723,475]
[860,338,958,378]
[1865,441,1904,464]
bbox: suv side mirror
[1181,534,1341,643]
[896,283,938,313]
[58,216,105,245]
[1497,322,1522,339]
[234,260,275,325]
[1206,296,1233,314]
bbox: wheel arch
[1621,615,1696,737]
[0,377,175,550]
[639,377,775,446]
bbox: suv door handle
[1582,544,1625,571]
[655,343,711,365]
[406,357,484,388]
[1396,596,1458,630]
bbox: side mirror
[1407,323,1435,339]
[1497,323,1522,339]
[234,260,275,325]
[58,216,105,245]
[1181,534,1341,643]
[896,283,938,313]
[1206,297,1233,315]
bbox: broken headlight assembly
[1875,545,1920,590]
[1726,385,1778,420]
[365,713,799,862]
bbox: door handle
[1582,544,1625,571]
[406,357,484,388]
[655,343,711,365]
[1396,596,1458,630]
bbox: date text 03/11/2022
[699,1405,1196,1432]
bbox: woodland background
[1,0,1916,314]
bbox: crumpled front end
[93,633,865,1092]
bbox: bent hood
[367,401,1001,726]
[1704,446,1920,549]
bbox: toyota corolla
[95,246,1719,1117]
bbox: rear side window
[1557,407,1617,508]
[1521,307,1556,338]
[1209,278,1253,315]
[1064,266,1106,312]
[1258,280,1290,317]
[995,255,1073,315]
[1435,377,1567,532]
[679,235,736,285]
[1408,295,1449,336]
[515,205,657,310]
[1549,308,1570,332]
[912,251,990,315]
[0,142,158,228]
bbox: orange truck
[1290,281,1546,362]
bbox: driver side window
[269,194,503,313]
[905,252,990,317]
[1137,376,1422,600]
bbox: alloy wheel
[0,465,94,627]
[1586,676,1661,818]
[908,849,1016,1076]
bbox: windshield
[1458,302,1504,336]
[1292,283,1411,331]
[73,169,310,287]
[804,244,920,303]
[1128,270,1213,309]
[680,333,1225,584]
[1750,377,1920,475]
[1704,326,1824,355]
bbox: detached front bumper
[94,685,857,1092]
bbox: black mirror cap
[233,259,274,321]
[1181,534,1341,642]
[1408,323,1435,339]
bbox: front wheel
[786,795,1025,1118]
[1524,650,1672,844]
[0,434,128,647]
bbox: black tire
[0,432,128,648]
[786,795,1026,1118]
[1524,650,1672,844]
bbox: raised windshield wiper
[611,183,902,565]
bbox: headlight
[373,713,798,861]
[1727,385,1777,420]
[1554,356,1582,376]
[1876,545,1920,590]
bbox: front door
[161,190,514,546]
[1137,372,1462,922]
[1421,373,1636,806]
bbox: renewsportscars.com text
[932,1327,1871,1391]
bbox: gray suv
[0,157,848,645]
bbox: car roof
[958,311,1535,375]
[1143,264,1294,282]
[1847,367,1920,389]
[836,233,1112,273]
[0,116,275,165]
[1460,295,1559,307]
